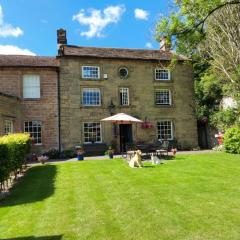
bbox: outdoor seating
[83,143,108,156]
[156,140,169,157]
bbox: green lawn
[1,153,240,240]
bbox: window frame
[82,88,101,106]
[155,89,172,106]
[24,120,42,145]
[119,87,130,106]
[83,122,102,144]
[82,66,100,79]
[4,120,13,135]
[23,75,41,99]
[155,69,171,81]
[156,120,173,140]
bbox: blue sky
[0,0,171,56]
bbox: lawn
[0,153,240,240]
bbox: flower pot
[77,154,84,161]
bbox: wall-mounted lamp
[108,99,116,115]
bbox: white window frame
[157,120,173,140]
[4,120,13,135]
[82,88,101,106]
[82,66,100,79]
[155,69,171,81]
[119,87,129,106]
[23,75,41,99]
[155,89,172,106]
[24,121,42,145]
[83,122,102,144]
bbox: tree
[156,0,240,125]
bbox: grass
[0,153,240,240]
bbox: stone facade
[0,64,59,152]
[59,55,198,151]
[0,38,199,153]
[0,93,21,136]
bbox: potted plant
[75,145,85,161]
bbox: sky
[0,0,172,56]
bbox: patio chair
[156,140,169,157]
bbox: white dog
[129,150,143,168]
[151,153,161,165]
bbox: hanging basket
[141,122,154,129]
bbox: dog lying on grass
[129,150,143,168]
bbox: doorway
[197,121,209,149]
[119,124,133,152]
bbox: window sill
[33,144,43,146]
[81,78,104,81]
[155,104,173,108]
[80,105,102,109]
[22,98,41,101]
[154,80,173,83]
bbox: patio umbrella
[101,113,143,124]
[101,113,143,154]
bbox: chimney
[160,36,171,51]
[57,28,67,48]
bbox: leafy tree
[156,0,240,126]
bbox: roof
[60,45,188,61]
[0,55,59,68]
[0,92,19,100]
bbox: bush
[210,108,237,131]
[61,149,76,159]
[223,126,240,154]
[45,148,60,159]
[0,133,31,189]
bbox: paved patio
[32,150,215,165]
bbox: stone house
[58,31,198,152]
[0,55,59,152]
[0,30,198,154]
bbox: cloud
[73,5,126,38]
[134,8,149,20]
[0,5,23,37]
[0,45,36,55]
[145,42,153,49]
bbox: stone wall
[59,57,198,151]
[0,94,21,135]
[0,67,59,152]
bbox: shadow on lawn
[0,235,63,240]
[0,165,57,207]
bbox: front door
[119,124,133,152]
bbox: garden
[1,152,240,240]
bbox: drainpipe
[57,67,61,152]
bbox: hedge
[223,126,240,154]
[0,133,31,190]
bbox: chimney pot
[160,36,171,51]
[57,28,67,46]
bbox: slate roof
[59,45,188,61]
[0,92,19,100]
[0,55,59,67]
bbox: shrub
[210,108,237,131]
[223,126,240,154]
[0,133,31,189]
[61,149,76,159]
[45,148,60,159]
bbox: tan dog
[129,150,143,168]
